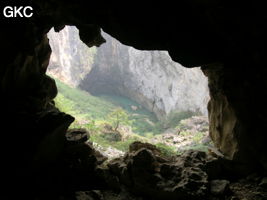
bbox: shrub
[192,132,205,143]
[155,143,177,157]
[179,131,192,137]
[107,108,133,131]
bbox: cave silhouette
[1,1,267,199]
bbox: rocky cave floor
[75,178,267,200]
[57,129,267,200]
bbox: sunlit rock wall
[47,26,96,87]
[80,31,210,119]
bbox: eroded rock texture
[107,142,208,200]
[203,65,267,172]
[1,0,267,199]
[48,26,96,87]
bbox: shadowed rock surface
[1,1,267,199]
[107,142,209,200]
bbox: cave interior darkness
[1,1,267,199]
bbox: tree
[107,108,132,131]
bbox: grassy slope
[53,78,207,155]
[54,78,158,135]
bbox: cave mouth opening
[47,25,213,159]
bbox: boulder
[102,131,122,142]
[131,105,138,111]
[259,177,267,189]
[108,142,208,200]
[129,141,162,156]
[66,128,89,144]
[210,180,230,196]
[100,128,122,142]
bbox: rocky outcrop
[202,65,239,161]
[92,143,125,160]
[107,142,209,200]
[80,31,209,119]
[202,64,267,172]
[47,26,96,87]
[150,116,211,152]
[179,116,209,133]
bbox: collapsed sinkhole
[47,25,214,159]
[2,2,267,199]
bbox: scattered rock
[229,178,267,200]
[201,135,211,145]
[100,129,122,142]
[66,128,89,144]
[117,125,133,140]
[150,131,210,153]
[76,189,144,200]
[103,124,113,131]
[76,119,90,126]
[93,143,125,159]
[259,177,267,188]
[180,116,209,133]
[129,141,162,155]
[246,173,261,182]
[210,179,230,195]
[131,105,138,111]
[76,191,104,200]
[144,118,155,126]
[162,128,177,135]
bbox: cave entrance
[47,25,213,159]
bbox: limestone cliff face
[80,32,210,119]
[47,26,96,87]
[48,26,209,119]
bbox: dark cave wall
[0,20,74,197]
[1,1,267,197]
[203,64,267,170]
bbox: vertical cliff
[47,26,96,87]
[48,26,209,119]
[80,32,210,119]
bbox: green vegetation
[152,111,198,134]
[55,79,115,120]
[100,94,158,135]
[107,108,132,131]
[52,77,209,157]
[90,132,148,152]
[177,131,209,153]
[192,132,206,143]
[155,143,177,157]
[54,78,158,135]
[181,144,209,152]
[179,131,192,137]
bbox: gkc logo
[3,6,33,18]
